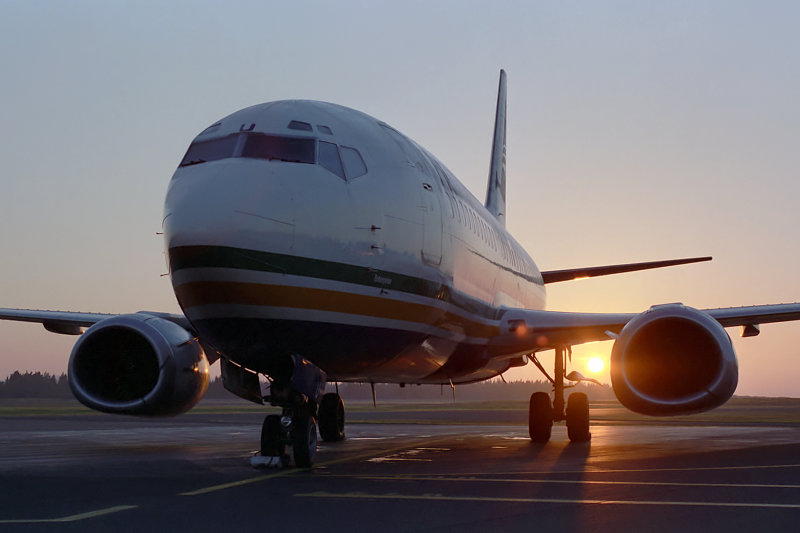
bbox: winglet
[541,256,712,284]
[485,69,507,227]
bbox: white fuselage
[163,100,545,384]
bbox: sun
[587,357,604,373]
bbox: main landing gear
[254,357,346,469]
[318,392,346,442]
[528,346,591,444]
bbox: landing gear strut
[528,346,592,443]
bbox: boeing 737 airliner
[3,70,800,467]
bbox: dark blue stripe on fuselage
[192,317,491,383]
[194,317,425,377]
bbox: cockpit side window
[179,134,239,167]
[241,134,316,163]
[340,146,367,179]
[319,141,345,180]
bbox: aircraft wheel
[528,391,553,443]
[318,392,345,442]
[260,414,283,456]
[566,392,591,442]
[292,415,318,468]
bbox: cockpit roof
[196,101,373,139]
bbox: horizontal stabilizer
[540,256,712,284]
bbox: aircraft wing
[704,303,800,328]
[489,303,800,356]
[540,256,712,284]
[0,308,192,335]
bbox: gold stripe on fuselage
[174,281,500,339]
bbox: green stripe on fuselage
[169,245,500,320]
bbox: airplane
[3,70,800,468]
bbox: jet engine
[68,314,210,416]
[610,304,738,416]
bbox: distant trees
[0,371,616,402]
[329,380,616,402]
[0,371,72,398]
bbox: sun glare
[587,357,604,373]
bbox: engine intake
[68,314,209,416]
[610,304,738,416]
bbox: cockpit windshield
[241,134,315,163]
[179,133,316,167]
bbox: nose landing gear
[252,357,347,469]
[254,389,319,468]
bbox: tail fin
[485,69,507,227]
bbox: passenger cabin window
[319,141,345,180]
[241,134,316,163]
[287,120,313,131]
[340,146,367,179]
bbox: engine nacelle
[610,304,738,416]
[68,314,210,416]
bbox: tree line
[0,371,233,399]
[0,371,615,402]
[0,371,72,398]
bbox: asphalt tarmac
[1,404,799,532]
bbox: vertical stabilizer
[485,69,507,227]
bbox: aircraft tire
[528,391,553,443]
[260,414,283,456]
[318,393,345,442]
[292,415,318,468]
[566,392,591,442]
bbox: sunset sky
[1,1,798,396]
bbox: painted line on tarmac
[385,463,800,477]
[583,463,800,474]
[180,471,294,496]
[179,437,452,497]
[295,491,800,509]
[359,475,800,489]
[0,505,137,524]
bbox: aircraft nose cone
[163,162,296,253]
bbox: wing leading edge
[0,308,191,335]
[540,256,712,284]
[489,302,800,357]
